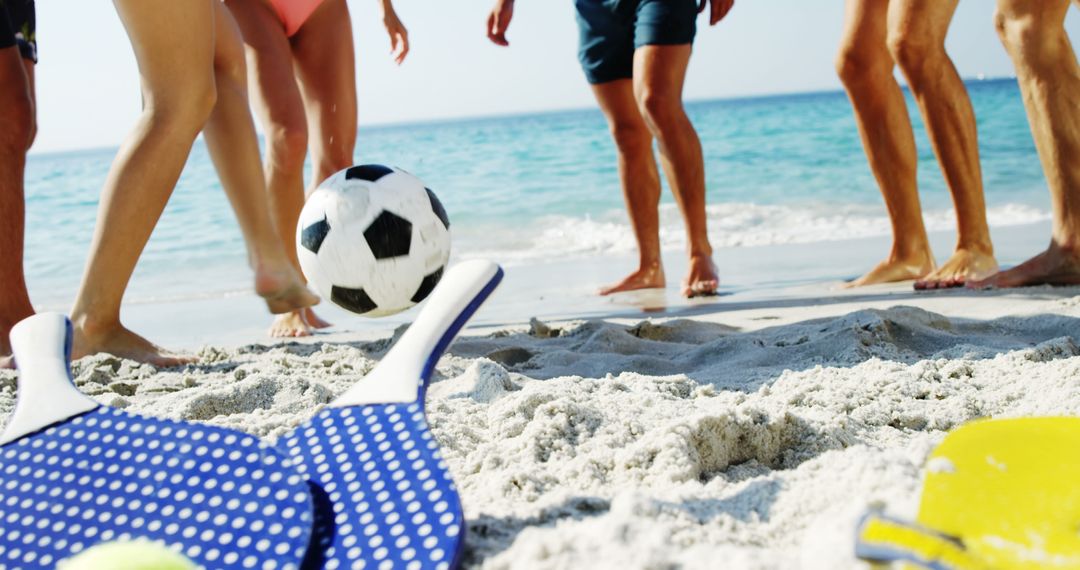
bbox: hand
[382,8,409,64]
[487,0,514,46]
[698,0,734,25]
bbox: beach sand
[4,222,1080,569]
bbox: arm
[487,0,514,46]
[378,0,409,64]
[700,0,734,25]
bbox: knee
[835,44,892,87]
[268,120,309,172]
[993,7,1010,43]
[315,128,356,175]
[214,36,248,93]
[886,30,943,83]
[609,121,652,155]
[636,89,683,131]
[995,6,1063,64]
[0,89,34,154]
[146,80,218,137]
[315,147,353,177]
[214,55,247,95]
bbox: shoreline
[31,218,1055,351]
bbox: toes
[685,280,719,298]
[156,354,196,368]
[916,274,969,291]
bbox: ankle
[1052,225,1080,254]
[955,239,994,256]
[688,245,713,259]
[251,250,286,273]
[70,311,120,339]
[638,259,663,273]
[1051,238,1080,259]
[890,241,932,263]
[0,305,35,331]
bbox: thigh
[112,0,215,102]
[888,0,959,46]
[996,0,1071,24]
[632,44,692,101]
[0,44,31,136]
[225,0,307,132]
[213,0,247,78]
[839,0,890,56]
[291,0,357,156]
[575,0,634,85]
[591,78,647,129]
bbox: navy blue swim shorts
[575,0,697,85]
[0,0,36,63]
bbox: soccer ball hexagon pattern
[296,165,451,317]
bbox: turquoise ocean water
[25,78,1050,307]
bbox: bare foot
[682,254,719,298]
[969,242,1080,289]
[843,251,935,289]
[303,307,332,330]
[269,311,313,338]
[255,264,320,315]
[72,320,196,367]
[0,355,12,370]
[915,247,998,290]
[599,262,666,296]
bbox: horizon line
[29,75,1017,158]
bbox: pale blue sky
[31,1,1080,153]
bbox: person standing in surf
[972,0,1080,288]
[70,0,318,366]
[835,0,999,289]
[0,0,37,368]
[486,0,730,298]
[222,0,410,337]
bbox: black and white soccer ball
[296,164,451,317]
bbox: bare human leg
[0,46,35,368]
[888,0,998,290]
[70,0,219,366]
[202,1,318,315]
[589,79,666,295]
[291,0,361,327]
[632,44,718,297]
[972,0,1080,288]
[292,0,357,192]
[225,0,318,337]
[836,0,935,288]
[21,54,35,146]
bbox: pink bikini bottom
[265,0,324,37]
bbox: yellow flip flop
[856,417,1080,570]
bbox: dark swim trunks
[0,0,36,63]
[575,0,697,85]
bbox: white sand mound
[2,302,1079,569]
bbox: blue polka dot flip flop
[281,260,503,570]
[0,313,315,570]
